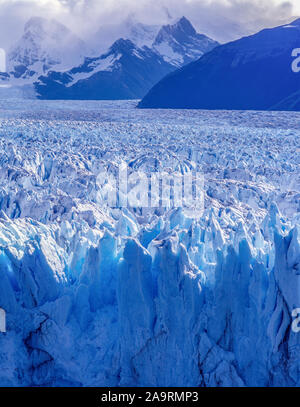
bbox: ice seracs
[0,101,298,386]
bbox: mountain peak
[127,22,160,48]
[110,38,136,52]
[153,16,218,67]
[140,17,300,110]
[24,16,46,30]
[174,16,196,35]
[178,16,189,23]
[24,16,68,36]
[158,16,197,38]
[8,16,87,82]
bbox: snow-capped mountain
[6,17,88,85]
[153,16,219,67]
[127,22,161,48]
[0,15,219,99]
[92,16,160,54]
[95,16,218,67]
[35,16,218,100]
[139,18,300,109]
[36,38,174,100]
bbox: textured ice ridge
[0,203,299,387]
[0,103,299,386]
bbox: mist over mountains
[0,15,218,100]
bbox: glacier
[0,100,299,387]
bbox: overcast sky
[0,0,299,49]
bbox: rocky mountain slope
[139,19,300,110]
[35,16,218,100]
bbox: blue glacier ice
[0,100,298,387]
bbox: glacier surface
[0,100,299,387]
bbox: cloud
[0,0,298,49]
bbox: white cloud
[0,0,298,49]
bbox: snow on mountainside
[139,18,300,110]
[92,16,160,54]
[0,16,218,99]
[0,100,298,387]
[6,17,88,85]
[125,16,218,67]
[35,17,218,100]
[153,16,219,66]
[35,39,174,100]
[127,21,161,48]
[0,15,216,100]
